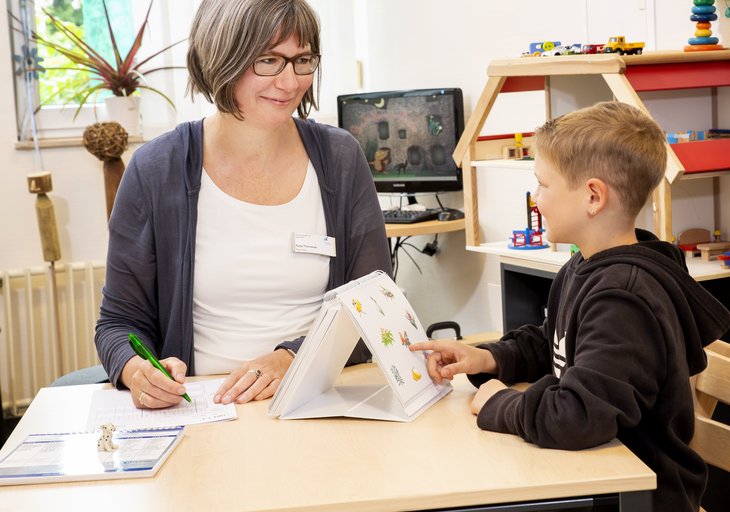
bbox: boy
[410,101,730,512]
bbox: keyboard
[382,208,441,224]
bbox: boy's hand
[471,379,508,415]
[409,340,498,384]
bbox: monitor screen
[337,88,464,194]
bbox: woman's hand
[408,340,498,384]
[214,349,294,405]
[470,379,508,415]
[121,355,188,409]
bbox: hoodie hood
[573,229,730,374]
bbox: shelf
[494,51,730,93]
[670,139,730,175]
[470,241,730,282]
[471,159,535,170]
[385,218,464,238]
[454,51,730,246]
[15,135,144,150]
[470,142,730,176]
[623,51,730,91]
[468,242,569,274]
[688,258,730,282]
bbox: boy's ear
[585,178,608,216]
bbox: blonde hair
[534,101,667,216]
[186,0,320,120]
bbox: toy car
[603,36,644,55]
[581,43,605,54]
[542,44,580,56]
[526,41,561,56]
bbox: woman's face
[233,34,314,128]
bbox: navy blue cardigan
[95,118,392,387]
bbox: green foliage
[22,0,185,117]
[35,0,90,105]
[48,0,83,28]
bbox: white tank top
[193,162,329,375]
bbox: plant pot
[104,96,141,136]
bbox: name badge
[292,233,336,257]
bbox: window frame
[9,0,181,142]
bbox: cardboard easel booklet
[269,270,451,422]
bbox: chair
[50,364,108,387]
[690,340,730,511]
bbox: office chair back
[690,340,730,474]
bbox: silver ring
[247,369,262,379]
[139,391,147,406]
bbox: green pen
[128,332,192,402]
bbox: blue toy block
[688,36,719,45]
[690,13,719,21]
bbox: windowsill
[15,135,145,150]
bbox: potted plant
[16,0,185,134]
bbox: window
[10,0,136,141]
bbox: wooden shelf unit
[454,51,730,246]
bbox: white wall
[346,0,730,335]
[0,0,207,271]
[1,0,728,336]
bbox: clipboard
[0,426,183,486]
[269,271,451,422]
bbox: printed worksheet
[86,378,236,430]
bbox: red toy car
[581,43,605,54]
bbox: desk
[385,217,465,238]
[0,365,654,512]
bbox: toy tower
[685,0,725,51]
[509,192,549,250]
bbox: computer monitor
[337,88,464,194]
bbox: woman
[95,0,391,409]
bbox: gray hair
[186,0,320,119]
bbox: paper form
[86,378,237,430]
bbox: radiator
[0,261,105,416]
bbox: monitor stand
[381,192,452,214]
[398,194,429,212]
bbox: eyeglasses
[252,53,320,76]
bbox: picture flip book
[269,270,451,422]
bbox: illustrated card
[337,274,436,406]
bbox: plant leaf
[136,84,176,110]
[120,1,154,75]
[16,0,181,109]
[131,65,186,76]
[101,0,124,71]
[41,8,113,71]
[132,39,186,71]
[72,83,110,119]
